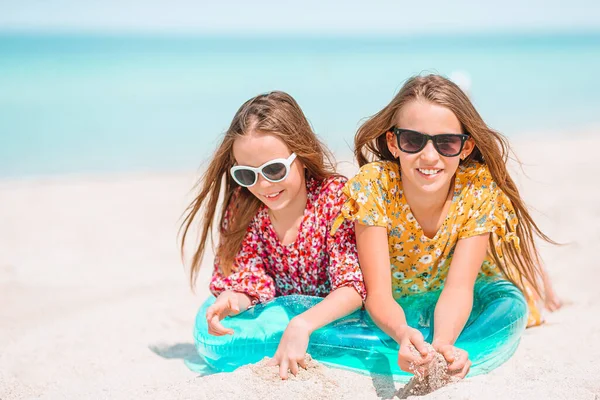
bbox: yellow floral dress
[332,160,543,327]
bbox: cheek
[444,156,461,171]
[285,164,305,190]
[246,185,261,198]
[397,154,413,169]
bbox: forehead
[232,133,291,167]
[395,100,462,134]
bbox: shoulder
[456,162,506,206]
[320,174,348,193]
[349,161,400,193]
[357,161,399,179]
[457,162,497,191]
[310,174,347,206]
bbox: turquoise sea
[1,32,599,177]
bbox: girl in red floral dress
[180,91,366,379]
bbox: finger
[207,322,224,336]
[279,359,289,380]
[410,334,430,358]
[463,360,472,378]
[413,338,429,358]
[400,342,421,364]
[397,358,413,375]
[298,357,307,370]
[454,359,471,379]
[399,344,425,374]
[209,315,234,335]
[408,351,431,367]
[433,344,455,363]
[205,305,218,322]
[208,326,228,336]
[266,355,279,367]
[448,350,468,373]
[448,358,464,373]
[419,347,434,364]
[289,360,299,376]
[442,347,456,364]
[209,303,229,322]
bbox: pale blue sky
[1,0,599,34]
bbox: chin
[415,176,452,194]
[263,197,290,212]
[415,182,437,192]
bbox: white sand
[1,139,599,399]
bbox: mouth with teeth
[417,168,442,178]
[262,190,284,201]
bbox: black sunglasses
[390,127,469,157]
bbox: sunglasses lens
[262,162,287,181]
[232,169,257,186]
[435,135,463,156]
[399,130,426,153]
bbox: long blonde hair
[355,74,555,296]
[180,91,336,288]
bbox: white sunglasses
[230,153,297,187]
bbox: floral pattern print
[210,175,366,305]
[332,160,543,326]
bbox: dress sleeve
[331,163,390,234]
[457,174,520,252]
[324,177,367,301]
[209,198,275,305]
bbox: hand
[205,291,242,336]
[433,342,471,379]
[267,317,311,379]
[397,327,434,377]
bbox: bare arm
[432,233,489,346]
[293,286,362,333]
[268,285,363,379]
[355,223,411,341]
[355,223,432,373]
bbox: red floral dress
[210,175,366,304]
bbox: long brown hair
[355,74,555,297]
[180,91,337,288]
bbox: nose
[419,139,439,162]
[256,173,273,189]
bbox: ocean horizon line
[2,30,599,55]
[2,29,600,40]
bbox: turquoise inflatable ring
[193,278,528,381]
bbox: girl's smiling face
[386,100,474,198]
[232,132,306,213]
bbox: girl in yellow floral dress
[332,74,561,379]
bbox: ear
[386,130,399,158]
[461,137,476,159]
